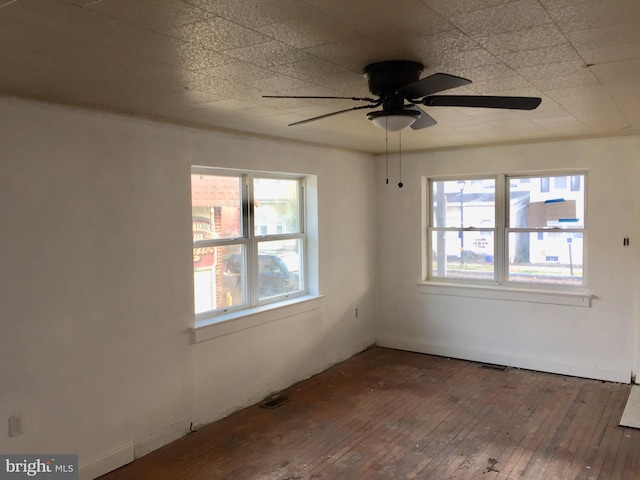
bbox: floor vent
[260,394,289,409]
[479,363,508,371]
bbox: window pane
[432,179,495,228]
[194,244,246,314]
[554,176,567,189]
[431,231,494,280]
[191,174,242,239]
[257,239,302,299]
[570,175,581,191]
[510,175,585,228]
[507,232,583,286]
[540,177,550,192]
[254,178,299,235]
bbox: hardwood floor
[99,347,638,479]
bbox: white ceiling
[2,0,640,153]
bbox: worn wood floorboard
[99,347,637,480]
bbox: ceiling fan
[264,60,541,131]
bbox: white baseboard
[77,420,190,480]
[134,420,191,458]
[79,442,134,480]
[377,334,631,384]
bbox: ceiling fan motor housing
[363,61,424,96]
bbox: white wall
[376,136,640,383]
[0,98,377,477]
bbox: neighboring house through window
[191,167,308,319]
[427,172,587,288]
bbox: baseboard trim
[377,334,630,384]
[134,420,191,458]
[79,442,134,480]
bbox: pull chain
[398,130,403,188]
[385,117,389,184]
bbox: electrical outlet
[8,414,23,437]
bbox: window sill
[191,294,324,343]
[417,281,592,307]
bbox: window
[427,172,586,288]
[191,168,306,318]
[570,175,581,191]
[540,177,550,192]
[554,176,567,190]
[430,178,496,281]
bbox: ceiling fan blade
[405,105,437,129]
[288,104,378,126]
[398,73,472,99]
[264,95,377,103]
[423,95,542,110]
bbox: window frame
[191,167,307,321]
[504,172,587,288]
[427,176,499,284]
[424,170,588,291]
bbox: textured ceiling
[2,0,640,153]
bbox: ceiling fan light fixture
[367,109,420,132]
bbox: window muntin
[427,172,586,288]
[191,169,305,317]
